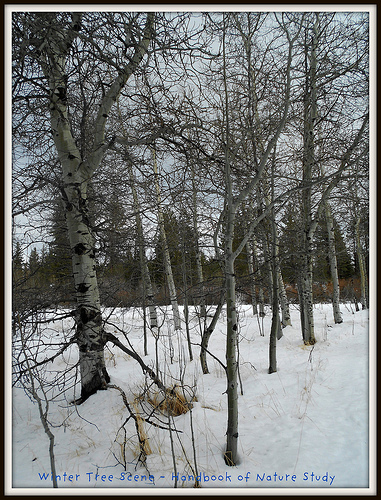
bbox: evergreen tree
[280,203,354,287]
[350,208,369,277]
[314,213,354,281]
[95,195,142,307]
[12,240,25,284]
[27,247,40,287]
[279,201,303,286]
[43,200,73,284]
[232,212,249,279]
[150,208,199,298]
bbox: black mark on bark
[77,283,90,294]
[74,243,87,255]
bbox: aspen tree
[152,147,182,333]
[355,216,368,309]
[268,154,280,373]
[321,167,343,323]
[14,12,154,401]
[299,14,319,345]
[216,12,300,465]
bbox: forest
[9,7,372,492]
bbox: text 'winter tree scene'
[8,5,374,495]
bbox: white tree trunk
[325,203,343,323]
[299,231,316,345]
[269,200,280,372]
[300,15,318,345]
[126,153,158,330]
[278,268,292,327]
[355,216,368,309]
[152,148,182,332]
[191,165,207,318]
[246,237,258,315]
[63,173,110,400]
[224,252,239,465]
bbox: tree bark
[222,15,239,465]
[64,173,110,401]
[41,14,109,401]
[299,232,316,345]
[181,233,193,361]
[200,292,225,374]
[278,268,292,327]
[224,256,239,466]
[268,297,279,373]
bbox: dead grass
[145,385,197,417]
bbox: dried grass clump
[147,385,197,417]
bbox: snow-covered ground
[9,303,374,494]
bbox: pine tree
[12,240,25,284]
[279,201,303,286]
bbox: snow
[9,303,374,494]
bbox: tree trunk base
[73,368,110,405]
[75,351,110,404]
[303,339,316,346]
[224,450,236,466]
